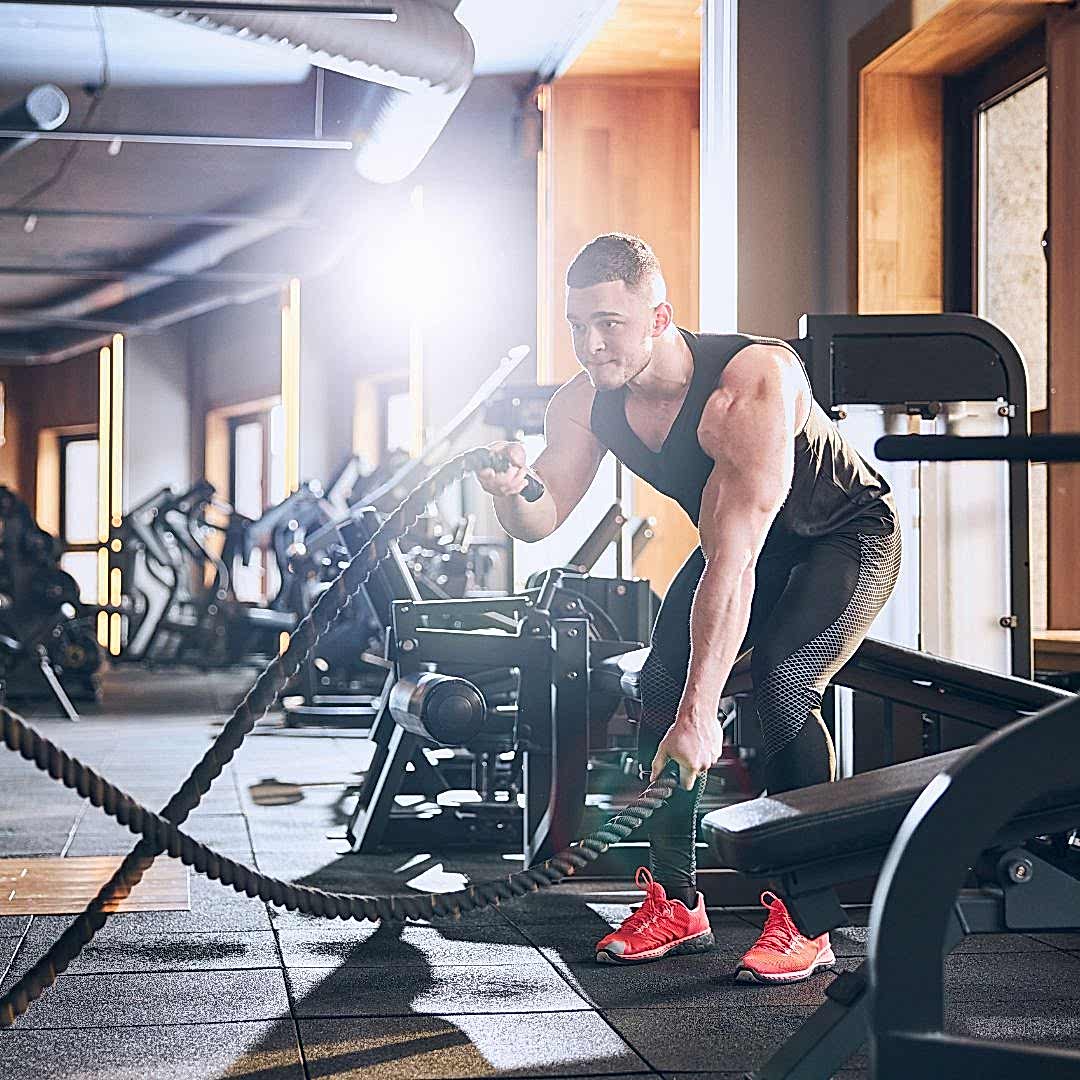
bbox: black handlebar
[520,473,545,503]
[876,434,1080,463]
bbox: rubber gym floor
[2,667,1079,1080]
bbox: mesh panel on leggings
[757,530,902,760]
[640,652,686,734]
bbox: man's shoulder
[548,372,598,430]
[553,371,596,408]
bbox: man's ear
[651,301,674,337]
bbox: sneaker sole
[595,929,716,965]
[733,951,836,985]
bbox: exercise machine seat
[702,748,1080,877]
[592,645,755,702]
[592,647,648,699]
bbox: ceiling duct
[0,1,475,361]
[159,1,475,183]
[0,85,70,165]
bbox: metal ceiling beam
[8,1,396,15]
[0,265,293,282]
[0,314,145,333]
[0,129,352,150]
[0,207,322,228]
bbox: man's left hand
[650,715,725,791]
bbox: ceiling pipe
[0,85,70,164]
[160,0,474,183]
[0,0,473,361]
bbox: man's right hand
[477,441,531,498]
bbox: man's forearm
[493,489,559,542]
[680,559,755,724]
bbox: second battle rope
[0,447,676,1028]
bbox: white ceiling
[0,1,615,88]
[457,0,616,76]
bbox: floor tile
[300,1012,651,1078]
[287,961,591,1018]
[2,967,290,1029]
[945,950,1080,1002]
[605,1005,823,1073]
[559,958,837,1011]
[0,1019,304,1079]
[9,924,279,974]
[278,922,535,968]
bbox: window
[59,434,99,603]
[383,384,414,457]
[228,403,286,602]
[946,28,1048,627]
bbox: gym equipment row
[0,485,100,718]
[115,480,299,667]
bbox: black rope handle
[0,447,674,1027]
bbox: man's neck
[626,326,694,404]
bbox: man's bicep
[698,391,793,563]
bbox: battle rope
[0,447,676,1028]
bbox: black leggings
[638,521,902,899]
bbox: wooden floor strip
[0,856,190,914]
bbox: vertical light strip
[97,345,111,648]
[97,346,111,546]
[281,278,301,494]
[110,333,124,528]
[97,549,109,609]
[699,0,739,331]
[408,185,425,457]
[536,86,552,385]
[110,565,123,655]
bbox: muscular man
[477,234,900,983]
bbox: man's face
[565,280,659,391]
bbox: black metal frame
[346,572,656,863]
[868,697,1080,1079]
[791,313,1032,678]
[365,593,590,865]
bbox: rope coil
[0,447,674,1028]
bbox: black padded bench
[699,748,1080,1079]
[703,750,1080,934]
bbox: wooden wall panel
[8,354,99,511]
[544,76,701,592]
[1047,7,1080,627]
[859,0,1053,77]
[567,0,701,78]
[858,73,944,313]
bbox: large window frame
[943,27,1047,319]
[58,431,100,604]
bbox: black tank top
[589,329,895,555]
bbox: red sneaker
[595,867,715,964]
[735,891,836,984]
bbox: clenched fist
[477,441,531,498]
[650,717,726,790]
